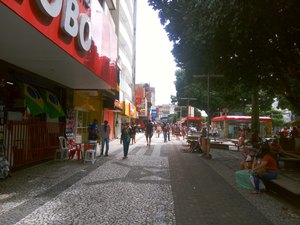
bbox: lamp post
[181,97,197,132]
[193,74,224,158]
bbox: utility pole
[193,74,224,158]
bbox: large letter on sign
[61,0,79,37]
[36,0,63,17]
[77,14,92,51]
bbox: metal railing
[4,121,65,170]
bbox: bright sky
[136,0,177,106]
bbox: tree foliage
[174,69,274,116]
[148,0,300,114]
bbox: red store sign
[1,0,118,88]
[114,100,123,111]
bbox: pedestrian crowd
[84,118,300,197]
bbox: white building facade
[111,0,137,137]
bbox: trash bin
[201,137,211,153]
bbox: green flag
[20,83,46,116]
[42,90,65,118]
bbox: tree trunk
[251,90,260,133]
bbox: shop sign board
[114,100,123,111]
[151,109,157,119]
[136,97,147,117]
[1,0,118,88]
[129,103,135,117]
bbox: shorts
[145,132,153,138]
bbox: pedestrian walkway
[0,133,299,225]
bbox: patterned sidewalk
[0,133,299,225]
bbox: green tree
[264,109,285,129]
[174,69,273,117]
[148,0,300,114]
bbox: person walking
[181,125,186,139]
[99,120,110,156]
[145,120,153,146]
[156,124,162,138]
[167,123,171,141]
[162,122,169,143]
[122,123,132,159]
[120,123,125,144]
[131,123,137,144]
[238,128,246,149]
[175,124,181,140]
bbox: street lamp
[193,74,224,158]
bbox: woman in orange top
[252,143,278,193]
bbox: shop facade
[0,1,119,170]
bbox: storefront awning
[211,115,272,122]
[180,116,202,124]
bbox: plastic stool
[84,149,96,164]
[88,140,97,150]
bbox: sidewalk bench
[278,157,300,169]
[210,143,229,150]
[265,176,300,206]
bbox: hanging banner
[19,83,46,116]
[41,90,65,118]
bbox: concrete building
[135,83,155,124]
[157,104,175,121]
[112,0,137,138]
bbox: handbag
[235,169,253,190]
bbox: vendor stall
[179,116,203,131]
[211,115,272,139]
